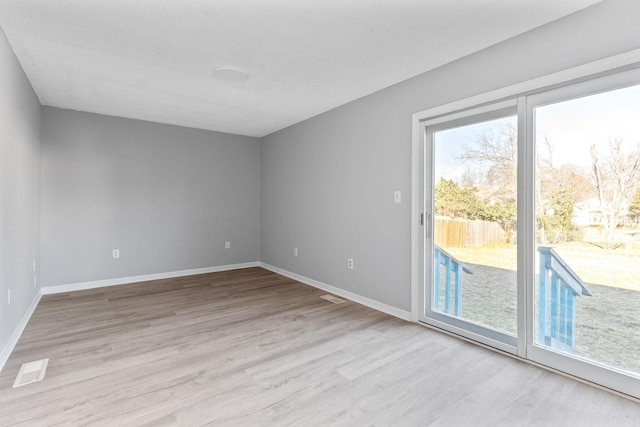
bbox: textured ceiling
[0,0,602,137]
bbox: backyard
[444,241,640,376]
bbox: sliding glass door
[527,69,640,397]
[419,102,520,353]
[416,66,640,398]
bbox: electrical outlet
[347,258,354,270]
[225,241,231,249]
[7,289,11,305]
[294,247,298,256]
[112,249,120,259]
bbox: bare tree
[534,136,593,244]
[590,139,640,249]
[460,125,596,245]
[458,122,517,202]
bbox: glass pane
[534,83,640,377]
[432,115,517,335]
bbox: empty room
[1,0,640,425]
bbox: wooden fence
[434,216,505,248]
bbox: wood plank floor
[0,267,638,426]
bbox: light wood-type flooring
[1,267,639,426]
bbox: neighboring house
[572,197,633,228]
[572,198,604,227]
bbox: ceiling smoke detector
[214,67,249,82]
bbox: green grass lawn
[438,241,640,375]
[447,241,640,291]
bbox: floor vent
[13,359,49,388]
[321,294,345,304]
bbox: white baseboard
[259,263,412,321]
[0,290,42,373]
[40,262,260,295]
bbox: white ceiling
[0,0,602,137]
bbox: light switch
[394,191,401,203]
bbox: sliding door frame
[523,67,640,398]
[411,48,640,399]
[418,100,520,355]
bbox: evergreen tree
[628,187,640,224]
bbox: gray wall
[0,27,42,355]
[260,0,640,312]
[40,108,260,287]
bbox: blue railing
[434,245,472,316]
[538,246,592,352]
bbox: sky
[535,83,640,168]
[434,116,515,183]
[432,82,640,183]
